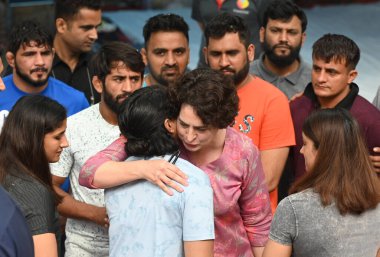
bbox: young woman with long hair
[263,108,380,257]
[0,95,68,257]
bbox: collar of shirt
[257,53,306,86]
[304,82,359,110]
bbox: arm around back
[79,136,188,195]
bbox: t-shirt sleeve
[182,173,214,241]
[260,90,295,150]
[9,181,55,235]
[269,197,297,246]
[79,136,128,188]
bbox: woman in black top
[0,95,68,257]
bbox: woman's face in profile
[44,119,69,163]
[176,104,218,153]
[300,132,318,172]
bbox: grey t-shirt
[270,189,380,257]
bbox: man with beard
[290,34,380,181]
[250,0,311,99]
[203,13,295,212]
[52,0,102,105]
[140,13,190,87]
[50,41,145,257]
[0,21,89,129]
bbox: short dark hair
[263,0,307,32]
[90,41,145,81]
[204,13,250,47]
[291,108,380,215]
[312,34,360,70]
[55,0,102,21]
[0,95,66,197]
[7,21,53,55]
[143,13,189,46]
[118,86,178,157]
[169,68,239,129]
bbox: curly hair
[169,68,239,129]
[7,20,52,55]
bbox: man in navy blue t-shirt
[0,186,34,257]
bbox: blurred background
[0,0,379,101]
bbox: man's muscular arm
[260,147,289,192]
[53,175,108,227]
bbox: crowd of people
[0,0,379,257]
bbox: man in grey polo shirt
[250,0,311,99]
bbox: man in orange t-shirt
[203,13,295,212]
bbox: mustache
[30,67,48,74]
[220,66,235,73]
[161,64,178,71]
[116,92,132,101]
[274,43,291,49]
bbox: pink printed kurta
[79,127,272,257]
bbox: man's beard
[103,88,131,114]
[15,63,49,88]
[149,64,180,87]
[219,58,250,87]
[262,40,301,68]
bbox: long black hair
[0,95,67,195]
[118,85,178,157]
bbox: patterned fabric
[50,104,121,257]
[80,127,272,257]
[106,155,214,257]
[180,127,271,257]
